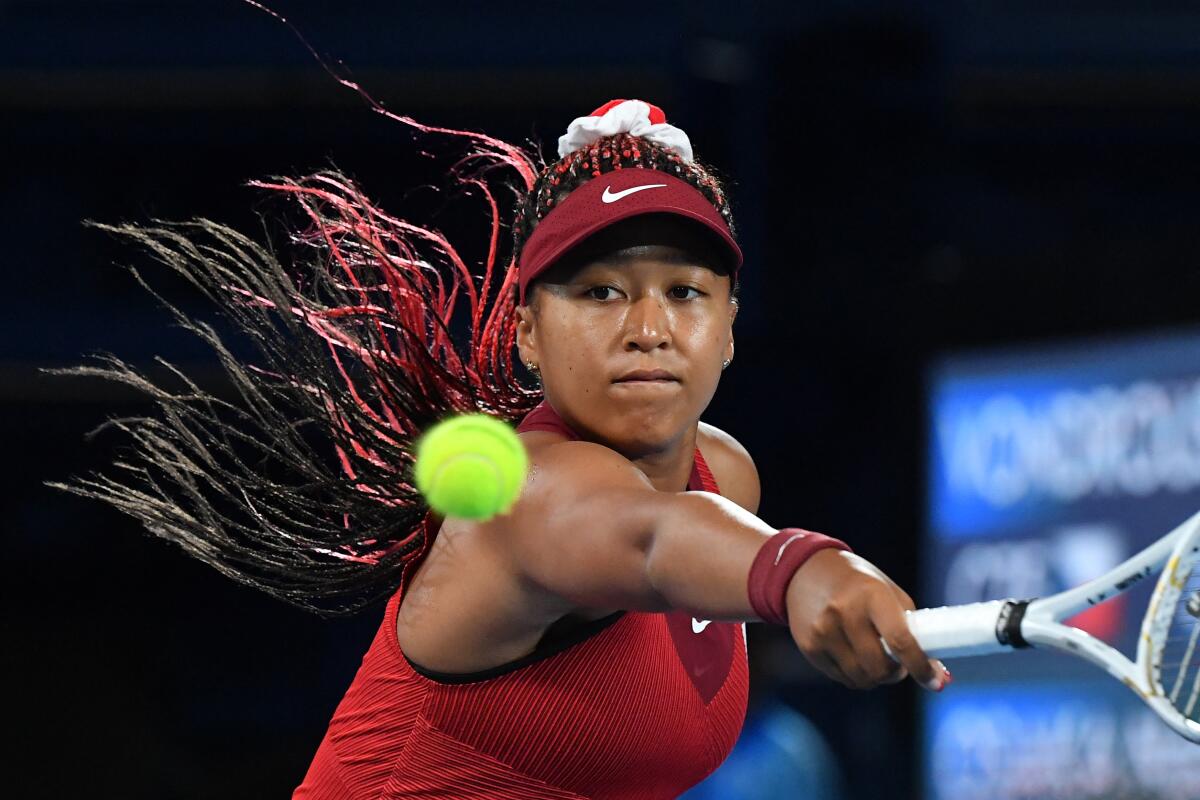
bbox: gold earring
[526,361,539,374]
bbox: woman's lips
[614,369,679,382]
[612,378,681,389]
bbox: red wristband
[747,528,852,626]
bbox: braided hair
[50,149,542,617]
[513,132,739,301]
[49,110,735,618]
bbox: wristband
[747,528,852,626]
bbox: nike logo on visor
[602,183,668,203]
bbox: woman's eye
[670,286,703,300]
[587,286,619,301]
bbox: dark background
[5,1,1200,797]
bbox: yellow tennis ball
[413,414,528,520]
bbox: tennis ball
[413,413,528,520]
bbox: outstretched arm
[482,439,947,692]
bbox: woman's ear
[515,301,538,368]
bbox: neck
[624,425,697,493]
[533,398,698,492]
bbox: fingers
[784,551,950,692]
[840,600,908,688]
[870,593,949,692]
[797,603,907,690]
[804,646,857,689]
[793,607,875,689]
[893,585,917,612]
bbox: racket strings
[1160,569,1200,721]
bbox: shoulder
[517,432,652,487]
[697,422,760,515]
[510,433,657,522]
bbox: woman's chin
[603,408,695,455]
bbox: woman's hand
[785,549,950,691]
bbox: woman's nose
[623,295,671,351]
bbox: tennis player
[58,99,947,799]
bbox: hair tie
[557,99,694,163]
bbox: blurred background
[6,0,1200,797]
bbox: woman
[58,100,946,799]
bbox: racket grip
[881,600,1011,660]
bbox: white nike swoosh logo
[774,532,807,565]
[602,183,667,203]
[692,618,712,633]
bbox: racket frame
[901,509,1200,743]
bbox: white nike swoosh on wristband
[692,618,712,633]
[602,183,668,203]
[774,532,808,565]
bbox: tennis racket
[884,509,1200,743]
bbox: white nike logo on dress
[602,183,667,203]
[691,618,712,633]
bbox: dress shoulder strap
[516,401,580,439]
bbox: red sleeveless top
[293,402,749,799]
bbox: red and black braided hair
[50,94,737,616]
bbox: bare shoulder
[517,432,655,494]
[697,421,761,515]
[502,434,658,561]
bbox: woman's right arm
[494,439,767,619]
[484,439,947,692]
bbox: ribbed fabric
[294,401,749,799]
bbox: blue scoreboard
[923,328,1200,799]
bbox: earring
[721,359,731,370]
[526,361,539,374]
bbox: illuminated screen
[922,328,1200,800]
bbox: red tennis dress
[293,401,750,799]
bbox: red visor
[517,168,742,304]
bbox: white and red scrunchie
[557,99,694,163]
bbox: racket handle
[882,600,1011,660]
